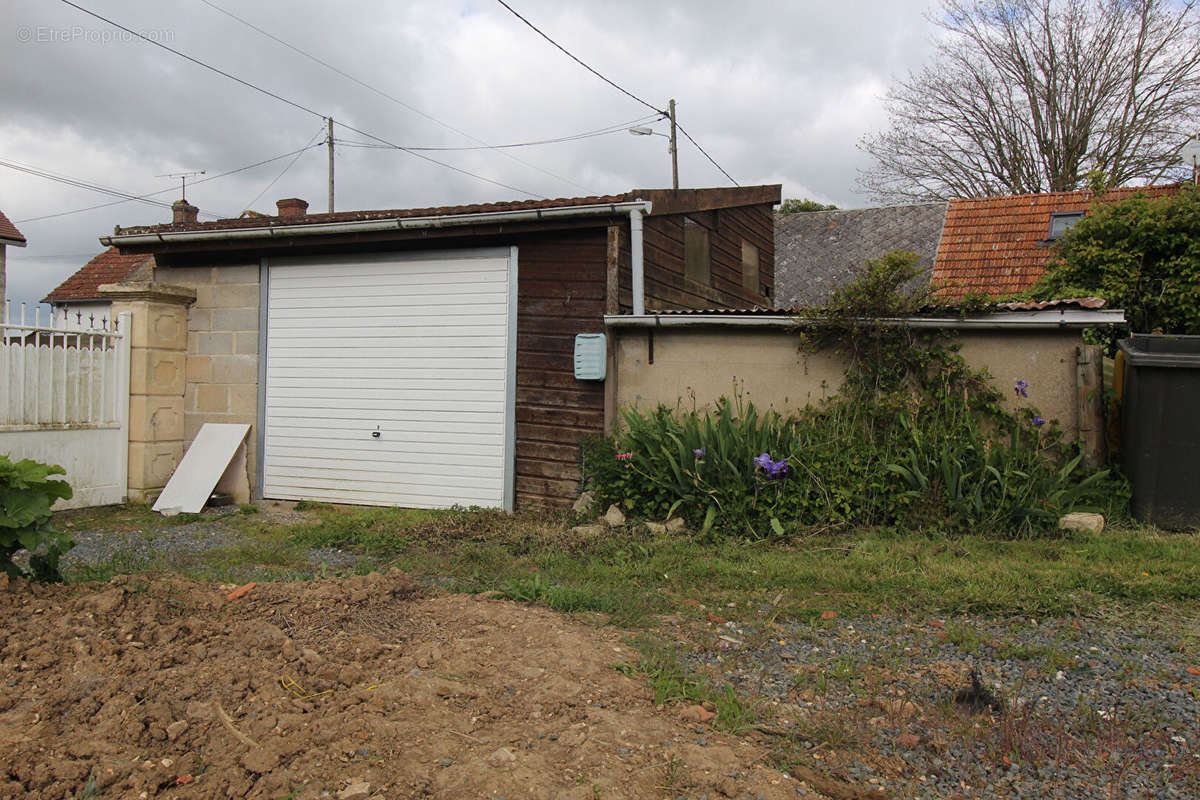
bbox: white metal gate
[260,248,517,510]
[0,304,131,508]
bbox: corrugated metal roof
[648,297,1107,315]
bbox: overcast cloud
[1,0,936,311]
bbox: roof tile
[0,207,26,245]
[42,248,153,303]
[932,184,1180,298]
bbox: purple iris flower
[754,452,789,480]
[1032,415,1046,427]
[694,448,706,458]
[1014,379,1029,398]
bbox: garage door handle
[372,430,381,439]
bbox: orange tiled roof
[42,247,153,303]
[932,184,1181,299]
[0,207,26,245]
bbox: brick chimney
[171,199,199,224]
[276,198,309,217]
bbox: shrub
[0,456,74,581]
[1030,185,1200,349]
[583,251,1128,539]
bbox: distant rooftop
[774,202,948,307]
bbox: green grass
[613,636,756,732]
[56,503,1200,624]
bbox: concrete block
[212,308,258,332]
[129,396,185,442]
[229,384,258,415]
[128,440,183,492]
[234,332,259,355]
[213,264,260,284]
[189,332,233,356]
[194,285,216,309]
[211,354,258,385]
[187,355,213,384]
[196,384,229,413]
[129,349,187,396]
[211,284,258,309]
[187,308,213,333]
[184,384,198,412]
[131,303,188,351]
[159,266,214,285]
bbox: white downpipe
[630,206,645,316]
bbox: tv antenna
[156,170,206,202]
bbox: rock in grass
[645,521,667,535]
[568,524,607,541]
[571,491,595,514]
[1058,512,1105,534]
[665,517,686,534]
[603,504,626,527]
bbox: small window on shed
[741,241,759,292]
[1048,212,1085,241]
[684,217,711,285]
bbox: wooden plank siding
[639,203,775,311]
[513,230,608,509]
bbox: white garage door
[261,248,516,510]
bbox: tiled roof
[0,207,26,245]
[113,194,639,236]
[774,203,948,307]
[42,248,154,303]
[109,186,782,237]
[933,184,1181,299]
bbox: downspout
[630,206,645,316]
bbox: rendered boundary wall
[611,326,1101,446]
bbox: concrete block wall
[163,263,262,494]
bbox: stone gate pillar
[98,282,196,503]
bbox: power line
[333,113,663,152]
[492,0,740,186]
[15,143,325,224]
[196,0,596,193]
[242,125,326,213]
[493,0,663,116]
[0,157,226,219]
[676,124,739,186]
[59,0,542,198]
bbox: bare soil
[0,571,812,800]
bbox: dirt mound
[0,572,803,799]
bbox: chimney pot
[276,198,309,217]
[171,199,199,224]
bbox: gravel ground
[682,608,1200,799]
[52,505,361,577]
[33,509,1200,798]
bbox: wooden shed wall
[513,229,608,509]
[619,203,775,311]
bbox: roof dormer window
[1047,211,1085,241]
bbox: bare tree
[859,0,1200,202]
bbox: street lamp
[628,99,679,189]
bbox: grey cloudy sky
[1,0,936,312]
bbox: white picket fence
[1,303,131,508]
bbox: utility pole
[327,117,335,213]
[668,99,679,190]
